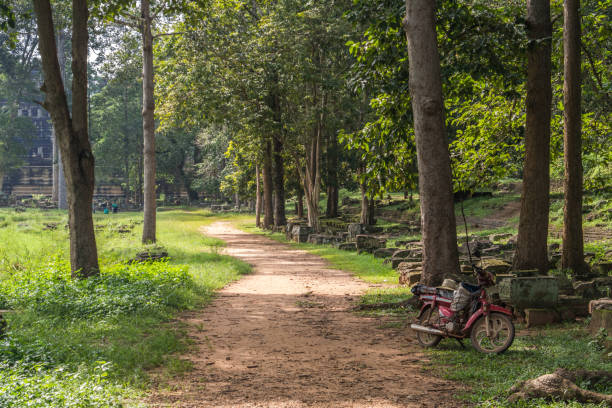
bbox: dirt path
[148,222,465,408]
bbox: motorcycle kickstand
[455,338,465,349]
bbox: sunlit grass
[0,207,251,407]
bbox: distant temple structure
[1,102,123,200]
[1,102,53,196]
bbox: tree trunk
[325,131,339,218]
[303,117,322,232]
[33,0,99,278]
[403,0,459,286]
[123,87,130,201]
[263,139,274,229]
[359,177,369,225]
[141,0,156,243]
[296,186,304,218]
[514,0,552,274]
[255,164,262,227]
[561,0,586,275]
[367,193,376,225]
[55,29,67,210]
[272,134,286,226]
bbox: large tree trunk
[325,133,339,218]
[269,85,286,227]
[262,140,274,229]
[302,116,322,232]
[561,0,586,275]
[404,0,459,286]
[141,0,156,243]
[255,164,262,227]
[514,0,552,274]
[34,0,99,278]
[55,29,67,209]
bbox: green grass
[424,323,611,407]
[0,208,251,407]
[238,222,398,284]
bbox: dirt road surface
[148,222,466,408]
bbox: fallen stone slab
[373,248,398,258]
[525,308,557,327]
[355,235,386,253]
[478,258,511,274]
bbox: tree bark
[296,186,304,218]
[514,0,552,274]
[33,0,99,278]
[141,0,156,243]
[367,193,376,225]
[272,134,286,226]
[561,0,586,275]
[325,131,339,218]
[255,164,262,227]
[262,139,274,229]
[359,175,369,225]
[403,0,459,286]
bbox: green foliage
[0,259,192,319]
[0,209,251,407]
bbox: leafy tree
[404,0,459,286]
[33,0,99,277]
[514,0,553,274]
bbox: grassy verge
[0,208,250,407]
[238,221,399,284]
[425,323,611,408]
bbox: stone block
[481,246,501,255]
[594,262,612,276]
[392,249,412,259]
[347,223,364,240]
[478,258,511,274]
[336,242,356,251]
[307,234,337,245]
[395,238,421,247]
[292,225,312,243]
[573,281,602,299]
[498,276,559,309]
[399,267,422,286]
[558,295,590,317]
[392,257,421,269]
[355,235,386,253]
[373,248,397,258]
[589,308,612,335]
[489,233,513,242]
[525,308,558,328]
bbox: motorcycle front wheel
[415,305,442,347]
[470,312,515,354]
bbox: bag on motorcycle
[451,285,472,312]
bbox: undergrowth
[0,208,250,407]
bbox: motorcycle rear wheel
[415,305,442,347]
[470,312,514,354]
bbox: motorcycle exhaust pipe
[410,324,445,336]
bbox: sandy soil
[147,222,466,408]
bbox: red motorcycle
[410,266,515,354]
